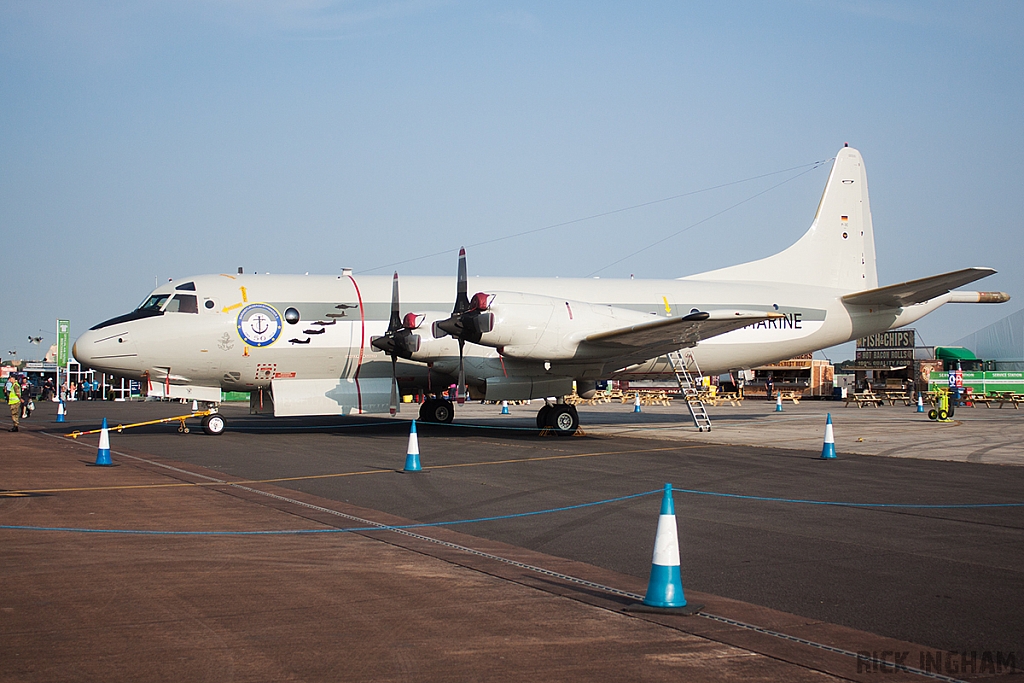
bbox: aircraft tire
[202,413,226,436]
[421,399,454,424]
[549,405,579,436]
[536,404,553,429]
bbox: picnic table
[881,391,912,406]
[845,391,885,408]
[986,391,1022,409]
[710,392,744,407]
[620,391,674,406]
[777,391,801,404]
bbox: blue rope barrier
[2,486,1020,537]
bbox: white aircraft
[73,146,1008,435]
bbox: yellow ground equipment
[927,389,955,422]
[65,410,225,438]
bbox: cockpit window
[138,294,170,312]
[167,294,198,314]
[175,282,196,291]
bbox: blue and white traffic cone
[820,413,837,460]
[633,393,642,413]
[94,418,113,466]
[55,400,66,423]
[403,420,421,472]
[775,393,783,412]
[640,484,692,609]
[916,393,924,413]
[500,400,510,415]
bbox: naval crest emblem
[237,303,282,347]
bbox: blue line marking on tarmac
[2,487,1021,536]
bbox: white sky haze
[2,1,1022,360]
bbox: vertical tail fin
[684,146,878,292]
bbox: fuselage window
[167,294,199,314]
[138,294,170,312]
[175,282,196,291]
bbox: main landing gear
[536,403,579,436]
[419,398,455,424]
[417,396,579,435]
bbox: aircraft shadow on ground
[582,409,777,424]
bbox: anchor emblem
[251,314,269,336]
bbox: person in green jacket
[6,374,22,432]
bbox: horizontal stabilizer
[581,310,781,365]
[842,268,997,308]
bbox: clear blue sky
[2,1,1022,362]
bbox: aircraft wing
[842,268,996,308]
[579,310,782,366]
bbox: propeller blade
[454,247,469,314]
[389,355,398,416]
[388,272,402,333]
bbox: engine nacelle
[474,291,656,361]
[408,312,463,363]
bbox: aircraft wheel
[421,399,454,423]
[937,409,948,421]
[549,405,579,436]
[948,405,955,418]
[927,409,938,420]
[419,399,435,422]
[537,404,553,429]
[203,413,226,436]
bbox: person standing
[6,374,22,431]
[20,377,33,419]
[765,374,774,401]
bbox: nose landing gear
[202,413,226,435]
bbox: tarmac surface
[3,398,1023,682]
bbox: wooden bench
[845,392,884,408]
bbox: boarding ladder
[667,350,712,432]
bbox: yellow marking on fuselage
[662,296,671,315]
[221,286,250,313]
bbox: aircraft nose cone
[73,328,140,374]
[72,331,95,367]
